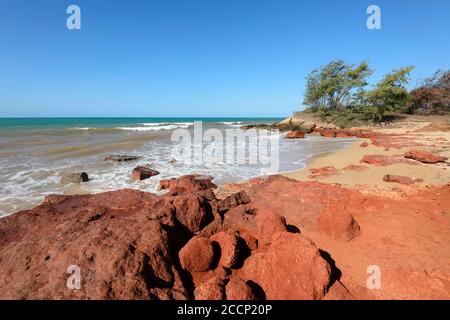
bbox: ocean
[0,118,354,217]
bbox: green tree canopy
[365,66,414,121]
[304,59,373,111]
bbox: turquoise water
[0,117,354,217]
[0,118,282,130]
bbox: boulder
[179,237,216,272]
[210,231,243,269]
[404,149,448,164]
[60,172,89,184]
[240,232,331,300]
[285,130,305,139]
[239,232,258,251]
[225,277,258,300]
[131,166,160,181]
[317,205,361,241]
[254,209,287,245]
[194,277,224,300]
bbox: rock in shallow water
[131,165,160,181]
[60,172,89,184]
[104,155,142,162]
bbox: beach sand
[283,122,450,192]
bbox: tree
[406,69,450,114]
[303,59,373,112]
[365,66,414,122]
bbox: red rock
[179,237,216,272]
[343,164,367,172]
[194,277,224,300]
[172,192,215,233]
[217,191,251,213]
[370,134,425,149]
[359,142,369,148]
[239,232,258,251]
[240,232,331,300]
[225,277,258,300]
[285,130,305,139]
[0,189,194,299]
[317,204,361,241]
[361,154,416,166]
[383,174,417,185]
[131,166,160,181]
[254,209,287,245]
[308,166,339,179]
[404,149,448,164]
[210,231,242,269]
[159,175,217,192]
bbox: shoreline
[1,115,450,300]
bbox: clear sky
[0,0,449,117]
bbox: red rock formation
[254,209,287,246]
[179,237,216,272]
[159,174,217,192]
[238,175,361,241]
[210,231,243,269]
[225,277,258,300]
[131,166,159,181]
[361,154,416,166]
[285,130,305,139]
[343,164,367,172]
[404,149,448,164]
[317,205,361,241]
[194,277,224,300]
[239,232,331,300]
[308,166,339,179]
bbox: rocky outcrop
[404,149,448,164]
[308,166,339,179]
[239,232,331,300]
[60,172,89,184]
[285,130,306,139]
[159,175,217,193]
[361,154,416,166]
[131,166,160,181]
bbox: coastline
[1,115,450,300]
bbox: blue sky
[0,0,449,117]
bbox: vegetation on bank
[302,59,449,127]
